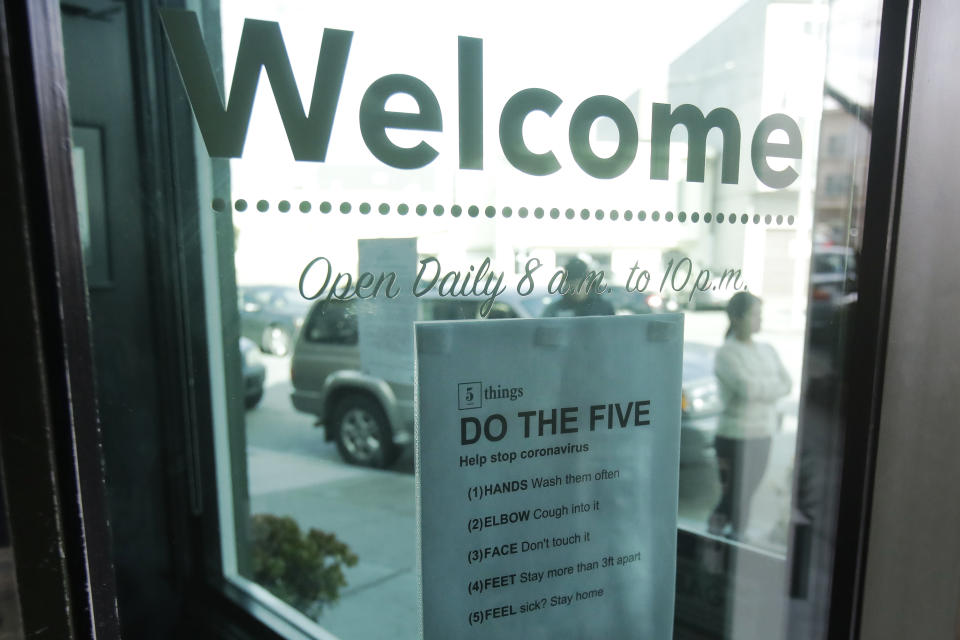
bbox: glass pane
[66,0,883,636]
[201,0,882,636]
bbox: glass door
[4,0,931,638]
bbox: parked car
[679,342,722,464]
[290,292,721,467]
[809,244,857,341]
[241,336,266,409]
[605,287,674,315]
[290,292,536,467]
[238,285,312,356]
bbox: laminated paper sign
[416,314,683,639]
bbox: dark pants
[711,435,772,537]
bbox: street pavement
[242,309,802,639]
[245,354,418,639]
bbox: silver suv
[289,293,544,467]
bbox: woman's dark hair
[725,291,761,338]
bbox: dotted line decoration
[211,198,796,226]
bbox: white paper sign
[357,238,418,384]
[416,314,683,639]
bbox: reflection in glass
[709,292,791,541]
[175,0,882,637]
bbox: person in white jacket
[708,291,791,540]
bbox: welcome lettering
[159,9,801,188]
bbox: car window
[419,299,481,321]
[304,301,358,345]
[813,251,855,276]
[485,302,521,319]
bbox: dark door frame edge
[828,0,920,638]
[0,0,76,634]
[0,0,122,637]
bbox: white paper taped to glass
[416,313,683,639]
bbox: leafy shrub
[250,514,358,616]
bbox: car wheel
[332,395,397,468]
[244,390,263,410]
[261,325,292,356]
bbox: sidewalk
[248,447,419,640]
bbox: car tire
[245,390,263,410]
[332,394,398,468]
[261,325,292,357]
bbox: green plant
[250,514,358,617]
